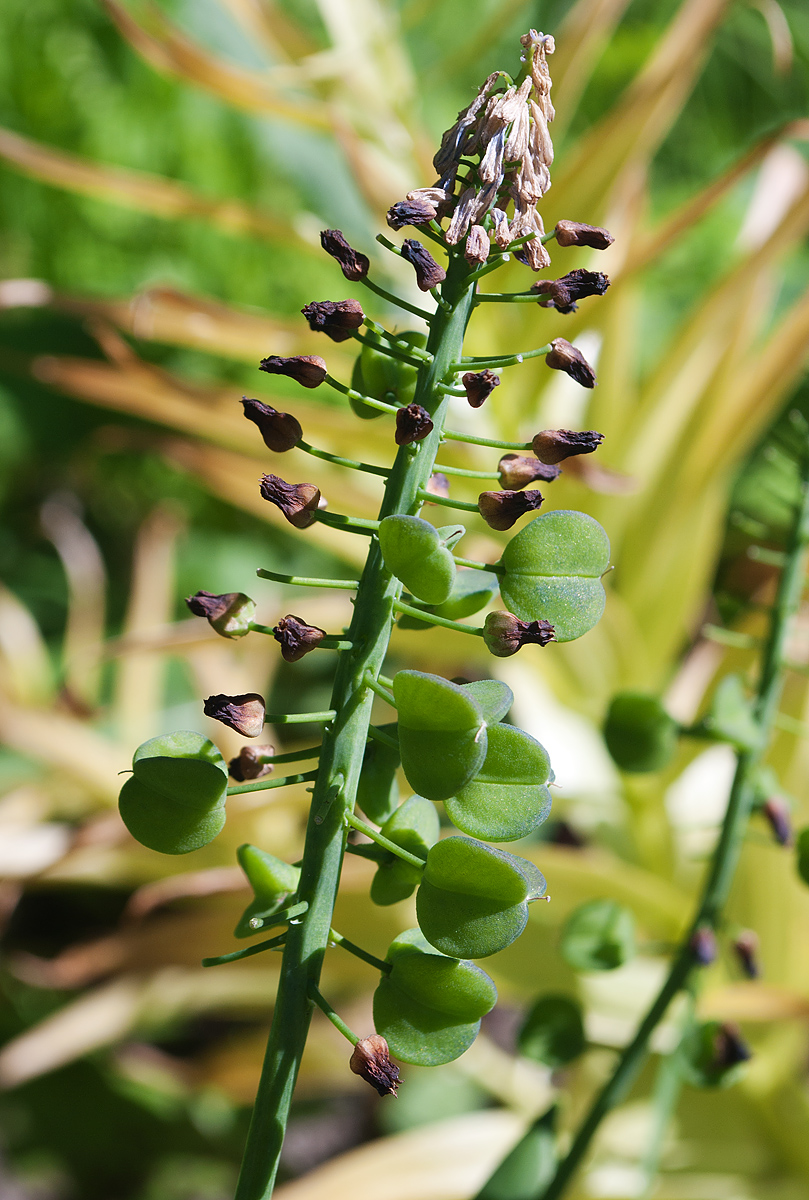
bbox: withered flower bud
[478,488,543,531]
[349,1034,400,1097]
[241,398,303,453]
[204,692,265,738]
[464,225,490,266]
[319,229,370,281]
[712,1023,752,1070]
[400,240,447,292]
[763,796,792,846]
[185,590,256,639]
[690,926,717,967]
[228,744,275,782]
[733,930,761,979]
[462,369,500,409]
[484,611,555,657]
[498,454,561,489]
[301,299,364,342]
[554,220,614,250]
[259,474,321,529]
[258,354,327,389]
[533,268,610,314]
[532,428,604,464]
[386,198,437,230]
[395,403,434,446]
[425,473,450,499]
[272,614,326,663]
[545,338,597,388]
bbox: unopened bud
[259,474,322,529]
[204,692,265,738]
[533,268,610,313]
[483,610,555,657]
[464,225,490,266]
[497,454,561,489]
[554,220,614,250]
[387,198,437,230]
[228,745,275,782]
[186,590,256,638]
[320,229,370,281]
[733,930,760,979]
[395,403,434,446]
[712,1023,752,1070]
[401,239,447,292]
[301,299,364,342]
[690,926,717,967]
[273,614,326,663]
[258,354,327,389]
[545,339,597,388]
[763,796,792,846]
[241,398,303,452]
[349,1034,400,1097]
[532,428,604,464]
[462,369,500,409]
[425,472,450,499]
[478,488,543,531]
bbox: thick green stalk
[233,250,477,1200]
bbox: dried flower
[204,692,266,738]
[228,745,274,782]
[497,454,561,489]
[260,474,321,529]
[533,268,610,314]
[478,489,543,531]
[762,796,792,846]
[387,198,437,230]
[712,1023,752,1070]
[395,403,434,446]
[690,926,717,967]
[319,229,370,281]
[400,240,447,291]
[258,354,327,389]
[301,299,364,342]
[532,428,605,464]
[462,369,500,409]
[464,225,490,266]
[733,931,761,979]
[185,590,256,639]
[554,220,614,250]
[425,473,450,499]
[273,614,326,663]
[349,1034,400,1097]
[241,398,303,452]
[544,339,597,388]
[484,611,555,657]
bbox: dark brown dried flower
[690,926,717,967]
[554,220,614,250]
[464,225,490,266]
[387,198,437,230]
[712,1023,752,1070]
[733,930,761,979]
[532,428,605,464]
[273,614,326,663]
[483,611,555,657]
[259,474,321,529]
[462,369,500,409]
[478,489,543,531]
[301,299,365,342]
[395,403,434,446]
[762,796,792,846]
[319,229,370,281]
[241,398,303,452]
[204,692,266,738]
[533,268,610,314]
[258,355,327,389]
[185,590,255,638]
[400,240,447,291]
[425,473,450,499]
[228,745,275,782]
[544,338,597,388]
[497,454,561,489]
[349,1034,400,1097]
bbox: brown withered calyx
[259,474,321,529]
[242,398,303,453]
[554,220,614,250]
[395,403,434,446]
[301,299,364,342]
[319,229,369,281]
[532,428,605,465]
[273,615,326,663]
[400,240,446,291]
[544,338,597,388]
[533,268,610,314]
[483,611,556,657]
[498,454,561,489]
[228,745,275,782]
[204,693,266,738]
[478,489,543,531]
[462,369,500,409]
[387,198,437,230]
[258,355,327,389]
[349,1035,400,1097]
[185,589,255,638]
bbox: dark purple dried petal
[497,454,561,489]
[478,489,543,531]
[763,796,792,846]
[532,429,604,465]
[712,1024,752,1069]
[395,403,434,446]
[386,198,438,230]
[273,614,326,663]
[259,474,321,529]
[733,931,761,979]
[554,220,614,250]
[258,355,327,388]
[349,1034,400,1097]
[462,369,500,409]
[545,339,597,388]
[204,692,265,738]
[242,398,303,452]
[185,590,255,638]
[400,240,447,292]
[319,229,370,281]
[690,926,717,967]
[301,299,365,342]
[228,745,275,782]
[534,269,610,313]
[483,611,555,657]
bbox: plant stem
[202,932,288,968]
[329,927,391,974]
[453,556,504,574]
[256,568,359,590]
[357,274,433,321]
[367,724,400,750]
[350,328,426,368]
[394,599,485,636]
[453,342,551,370]
[417,488,479,512]
[435,463,500,480]
[309,983,360,1045]
[442,429,531,450]
[297,440,389,478]
[345,811,427,868]
[227,770,319,796]
[315,511,380,535]
[323,373,400,415]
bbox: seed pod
[464,225,490,266]
[497,454,561,489]
[258,354,327,388]
[400,240,447,291]
[349,1034,400,1096]
[763,796,792,845]
[532,428,604,464]
[533,268,610,313]
[228,745,275,782]
[204,693,266,738]
[483,611,555,657]
[259,474,321,529]
[387,198,437,230]
[272,614,326,663]
[185,590,256,639]
[462,369,500,409]
[554,220,614,250]
[241,398,303,452]
[545,338,597,388]
[319,229,369,281]
[395,403,434,446]
[301,299,364,342]
[733,930,760,979]
[690,926,717,967]
[712,1023,752,1069]
[478,489,543,531]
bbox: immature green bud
[497,453,560,489]
[272,614,326,663]
[532,428,604,464]
[545,339,597,388]
[733,930,760,979]
[186,590,256,638]
[554,219,614,250]
[690,926,717,967]
[484,610,555,656]
[349,1034,400,1097]
[259,474,322,529]
[204,693,266,737]
[228,745,275,782]
[400,240,446,291]
[319,229,369,281]
[533,268,610,314]
[241,398,303,452]
[462,369,500,409]
[301,299,364,342]
[395,403,434,446]
[259,354,327,389]
[478,488,543,530]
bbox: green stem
[417,488,479,512]
[263,745,322,765]
[442,429,531,450]
[329,928,391,974]
[363,672,396,707]
[357,274,433,321]
[297,440,389,478]
[363,317,433,361]
[308,983,360,1045]
[475,291,539,303]
[256,568,359,590]
[638,1000,692,1198]
[367,724,400,750]
[315,511,380,535]
[453,556,504,574]
[202,933,288,968]
[435,463,500,480]
[345,811,427,869]
[264,712,335,725]
[350,329,426,369]
[394,599,485,636]
[227,770,319,796]
[250,624,352,652]
[322,372,400,415]
[453,342,551,370]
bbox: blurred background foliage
[1,0,809,1197]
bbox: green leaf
[445,723,552,841]
[500,510,610,642]
[234,844,301,937]
[457,679,513,726]
[696,674,763,752]
[518,995,586,1067]
[356,722,400,824]
[796,827,809,886]
[603,693,679,773]
[379,515,458,605]
[371,795,440,906]
[394,670,487,802]
[560,899,636,971]
[477,1108,557,1200]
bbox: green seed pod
[444,723,552,842]
[393,670,487,802]
[477,1108,557,1200]
[234,844,301,937]
[518,995,585,1067]
[350,329,427,420]
[379,515,458,605]
[679,1020,751,1088]
[560,899,636,971]
[356,722,400,825]
[370,794,439,906]
[603,692,679,773]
